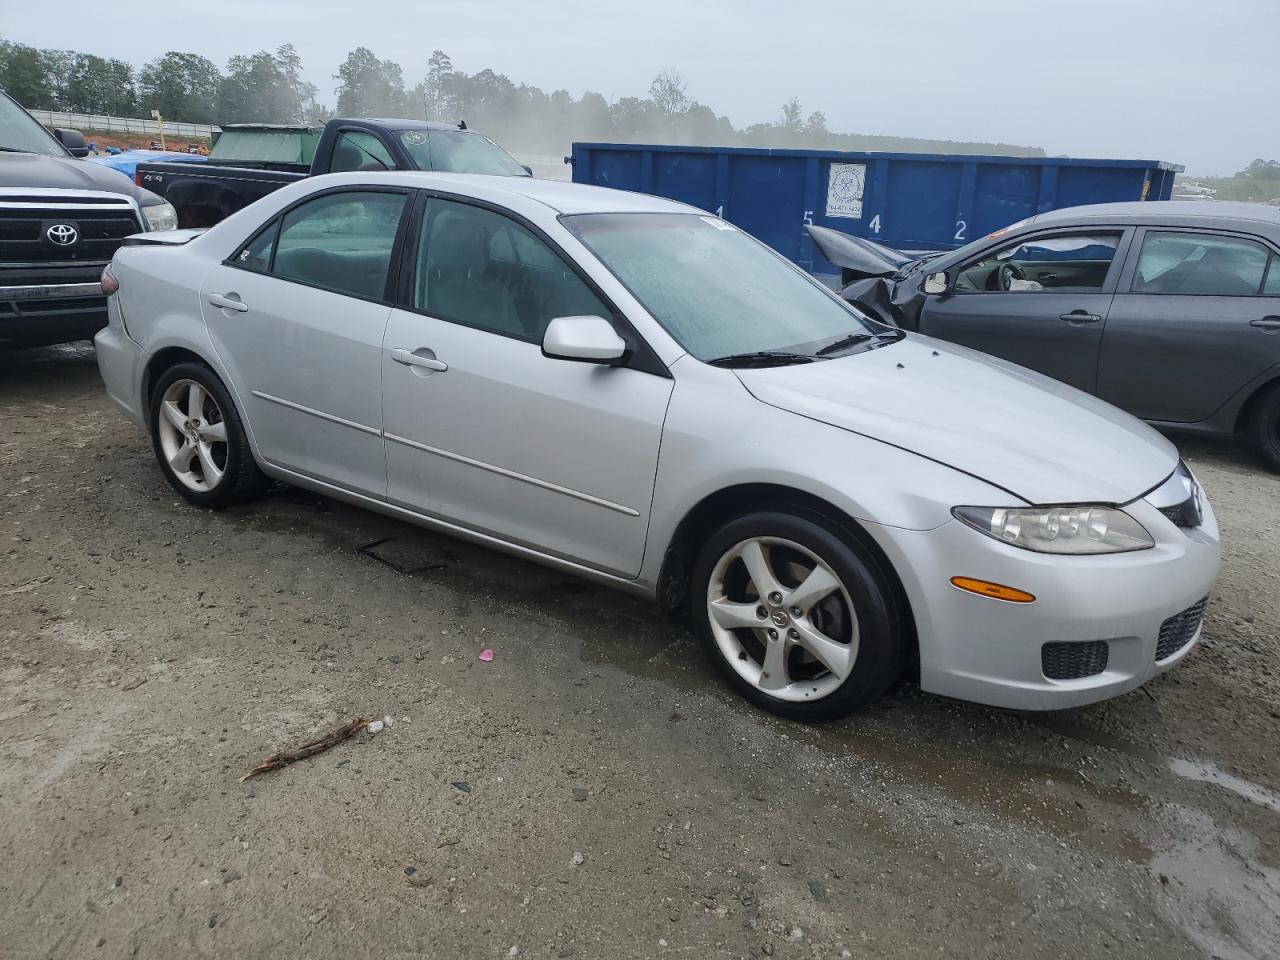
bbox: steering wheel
[996,261,1025,291]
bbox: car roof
[1035,199,1280,229]
[344,171,700,216]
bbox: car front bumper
[867,494,1221,710]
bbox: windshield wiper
[0,146,35,154]
[814,330,899,357]
[707,351,816,368]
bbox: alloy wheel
[156,378,229,493]
[705,536,859,702]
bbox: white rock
[570,851,584,867]
[366,719,384,734]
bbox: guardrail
[29,110,219,140]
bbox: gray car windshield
[564,212,887,363]
[0,94,66,157]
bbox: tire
[1247,383,1280,473]
[149,361,267,508]
[689,508,904,722]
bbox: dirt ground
[2,343,1278,960]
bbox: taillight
[101,263,119,295]
[134,171,143,187]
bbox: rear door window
[269,190,407,301]
[955,232,1122,292]
[1132,230,1269,296]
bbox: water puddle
[1166,758,1280,815]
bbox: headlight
[952,505,1154,555]
[141,202,178,231]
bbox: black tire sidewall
[148,362,254,508]
[1250,386,1280,472]
[689,509,903,722]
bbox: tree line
[0,39,1045,158]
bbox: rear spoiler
[121,228,207,247]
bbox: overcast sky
[3,0,1276,174]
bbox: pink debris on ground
[479,649,495,662]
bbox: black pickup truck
[136,117,530,227]
[1,89,177,349]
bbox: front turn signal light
[950,576,1035,603]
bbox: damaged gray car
[810,200,1280,472]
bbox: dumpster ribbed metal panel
[569,143,1183,274]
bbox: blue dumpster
[568,143,1182,275]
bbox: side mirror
[922,271,949,296]
[521,164,533,176]
[542,315,627,364]
[53,127,90,158]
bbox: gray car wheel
[690,509,905,721]
[1248,384,1280,473]
[150,362,267,508]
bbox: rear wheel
[690,509,904,721]
[1247,383,1280,473]
[149,361,267,507]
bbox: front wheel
[689,510,904,722]
[149,361,267,508]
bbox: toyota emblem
[46,223,79,246]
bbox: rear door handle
[1059,311,1102,324]
[1250,316,1280,331]
[207,292,248,313]
[391,347,448,372]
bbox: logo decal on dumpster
[46,223,79,246]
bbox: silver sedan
[95,172,1220,719]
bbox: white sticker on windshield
[826,163,866,219]
[700,216,735,230]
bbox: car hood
[735,334,1178,505]
[0,151,137,193]
[807,224,913,280]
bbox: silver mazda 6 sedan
[95,172,1221,720]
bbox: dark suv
[0,89,177,348]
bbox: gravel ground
[2,343,1278,960]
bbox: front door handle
[207,292,249,313]
[391,347,448,372]
[1250,316,1280,331]
[1059,310,1102,324]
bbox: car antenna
[457,119,467,130]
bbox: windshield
[564,212,886,362]
[399,129,529,176]
[0,92,66,157]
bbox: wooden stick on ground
[239,717,372,782]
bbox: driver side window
[955,232,1121,293]
[329,131,394,173]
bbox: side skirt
[257,461,657,600]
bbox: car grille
[0,207,142,265]
[1042,640,1110,680]
[1156,596,1208,661]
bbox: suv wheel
[690,509,904,721]
[149,361,267,507]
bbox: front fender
[638,358,1008,588]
